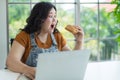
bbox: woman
[6,2,84,80]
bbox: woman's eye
[49,16,53,18]
[48,15,57,19]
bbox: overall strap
[50,33,57,46]
[30,33,37,47]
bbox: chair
[10,38,14,46]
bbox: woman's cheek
[48,18,53,21]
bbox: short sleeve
[60,33,67,48]
[54,32,67,50]
[15,31,30,48]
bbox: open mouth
[51,24,54,29]
[48,24,55,33]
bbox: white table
[0,69,20,80]
[84,61,120,80]
[0,69,29,80]
[0,61,120,80]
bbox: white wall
[0,0,8,69]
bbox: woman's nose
[52,17,56,22]
[52,17,55,21]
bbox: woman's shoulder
[54,32,62,37]
[15,31,30,42]
[53,32,67,49]
[54,32,66,40]
[15,31,30,38]
[54,32,63,40]
[15,31,30,47]
[17,31,29,36]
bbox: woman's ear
[41,19,45,23]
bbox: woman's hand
[73,25,84,50]
[23,66,36,80]
[74,25,84,42]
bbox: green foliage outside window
[8,4,30,38]
[110,0,120,42]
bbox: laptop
[35,49,90,80]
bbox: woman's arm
[61,44,71,51]
[6,40,35,80]
[73,26,84,50]
[73,40,83,50]
[62,40,83,51]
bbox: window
[8,0,120,61]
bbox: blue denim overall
[26,33,58,67]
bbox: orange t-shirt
[15,31,66,63]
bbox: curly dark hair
[22,2,59,34]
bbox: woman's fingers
[73,26,84,42]
[23,66,36,80]
[24,73,35,80]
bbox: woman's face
[41,8,57,33]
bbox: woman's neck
[38,32,49,43]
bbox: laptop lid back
[35,50,90,80]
